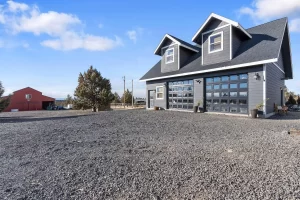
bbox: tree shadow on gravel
[0,115,88,123]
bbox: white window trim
[165,48,174,64]
[156,86,164,99]
[208,31,223,54]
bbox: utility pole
[132,79,134,108]
[122,76,125,108]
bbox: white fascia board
[192,13,251,42]
[154,34,180,55]
[139,58,278,82]
[272,62,285,74]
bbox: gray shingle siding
[146,82,167,109]
[248,70,264,113]
[204,19,228,32]
[276,50,284,71]
[161,44,179,73]
[203,26,230,65]
[266,63,285,114]
[180,47,195,68]
[232,27,243,58]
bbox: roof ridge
[246,17,288,30]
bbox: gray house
[140,13,293,118]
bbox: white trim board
[140,58,278,82]
[272,62,285,74]
[202,24,230,35]
[154,34,199,55]
[192,13,252,42]
[230,25,232,60]
[263,64,266,115]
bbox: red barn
[3,87,55,112]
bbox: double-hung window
[209,32,223,53]
[156,86,164,99]
[165,48,174,64]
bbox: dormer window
[165,48,174,64]
[209,32,223,53]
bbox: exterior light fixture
[253,73,260,80]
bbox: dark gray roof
[167,34,201,52]
[141,17,291,81]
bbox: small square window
[240,83,248,88]
[213,99,219,104]
[209,32,223,53]
[230,75,238,81]
[239,92,247,97]
[206,78,213,83]
[206,93,212,98]
[221,99,228,104]
[221,84,228,89]
[221,92,229,97]
[221,76,229,81]
[239,100,247,105]
[230,84,237,89]
[230,107,238,113]
[214,92,220,97]
[230,99,237,105]
[213,85,220,89]
[206,85,212,90]
[240,108,248,113]
[213,77,220,82]
[240,74,248,80]
[230,92,237,97]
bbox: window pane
[157,87,163,92]
[221,92,229,97]
[230,84,237,89]
[206,85,212,90]
[213,106,220,111]
[166,56,173,62]
[230,99,237,105]
[188,105,193,109]
[184,80,189,85]
[206,93,212,98]
[178,87,183,91]
[221,107,228,112]
[221,84,228,89]
[240,108,248,113]
[188,80,193,85]
[206,78,213,83]
[240,83,248,89]
[178,93,182,97]
[157,93,163,98]
[183,93,188,97]
[206,99,212,104]
[214,92,220,97]
[210,34,221,43]
[173,93,177,97]
[211,43,221,51]
[173,105,177,108]
[230,92,237,97]
[240,74,248,80]
[213,84,220,89]
[213,77,220,82]
[177,105,182,109]
[213,99,219,104]
[166,49,173,55]
[178,99,182,103]
[183,87,189,91]
[221,99,227,104]
[169,93,172,97]
[169,99,172,102]
[230,107,238,113]
[187,86,193,91]
[188,93,193,97]
[188,99,193,103]
[221,76,229,81]
[239,92,248,97]
[183,105,187,109]
[239,100,247,105]
[183,99,187,103]
[230,75,238,80]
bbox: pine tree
[0,81,10,112]
[121,89,133,105]
[65,94,73,105]
[112,92,121,103]
[297,95,300,105]
[74,66,114,111]
[287,94,296,105]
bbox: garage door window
[206,73,248,114]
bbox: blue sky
[1,0,299,98]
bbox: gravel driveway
[1,110,300,200]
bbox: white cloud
[0,1,122,51]
[7,0,29,12]
[239,0,300,21]
[41,32,123,51]
[126,28,144,43]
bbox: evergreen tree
[297,95,300,105]
[121,89,133,105]
[74,66,114,111]
[0,81,10,112]
[65,94,73,105]
[112,92,121,103]
[287,94,296,105]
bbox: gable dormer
[192,13,252,66]
[154,34,199,73]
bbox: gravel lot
[1,110,300,200]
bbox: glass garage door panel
[206,74,248,114]
[168,80,194,110]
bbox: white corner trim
[263,64,266,115]
[140,58,278,82]
[201,33,204,65]
[230,25,232,60]
[202,24,230,35]
[155,86,164,100]
[192,13,251,42]
[208,31,223,54]
[178,46,180,70]
[272,62,285,74]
